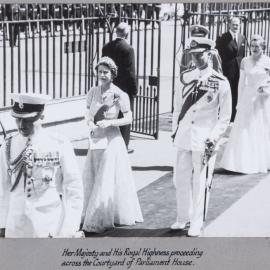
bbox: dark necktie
[233,35,237,46]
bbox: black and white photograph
[1,1,270,269]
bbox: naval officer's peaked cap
[190,25,209,37]
[187,37,216,52]
[11,93,51,118]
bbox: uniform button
[27,188,31,192]
[27,181,31,185]
[191,121,194,124]
[27,194,31,198]
[193,110,196,113]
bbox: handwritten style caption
[60,247,204,268]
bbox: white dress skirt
[220,55,270,174]
[82,85,143,233]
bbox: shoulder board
[4,134,15,164]
[209,72,226,81]
[0,132,18,152]
[4,132,18,143]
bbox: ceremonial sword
[202,139,215,222]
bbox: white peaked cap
[10,93,52,118]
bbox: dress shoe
[128,148,134,154]
[187,226,202,237]
[170,221,187,230]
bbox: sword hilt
[202,139,215,165]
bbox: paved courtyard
[47,112,270,237]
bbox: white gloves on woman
[96,111,132,128]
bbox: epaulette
[4,133,18,164]
[3,133,17,147]
[209,71,226,81]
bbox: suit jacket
[216,31,246,80]
[172,67,232,151]
[102,38,137,98]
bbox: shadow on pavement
[132,166,173,171]
[84,228,187,237]
[74,148,88,156]
[214,168,246,175]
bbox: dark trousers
[119,120,131,148]
[119,96,134,148]
[227,74,239,122]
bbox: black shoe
[128,148,134,154]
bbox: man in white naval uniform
[0,93,83,238]
[171,37,232,237]
[180,24,223,74]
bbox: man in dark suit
[216,17,246,122]
[102,22,137,153]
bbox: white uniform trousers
[173,148,216,230]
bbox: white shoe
[170,222,187,230]
[187,226,202,237]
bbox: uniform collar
[182,66,212,85]
[198,66,212,81]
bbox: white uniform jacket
[0,128,83,237]
[173,67,232,151]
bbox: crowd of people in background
[0,3,162,47]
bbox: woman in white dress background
[221,35,270,174]
[82,57,143,233]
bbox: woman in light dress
[221,35,270,174]
[82,57,143,233]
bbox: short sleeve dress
[220,55,270,173]
[82,84,143,233]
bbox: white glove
[96,119,112,128]
[258,85,270,95]
[97,111,132,128]
[88,120,98,132]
